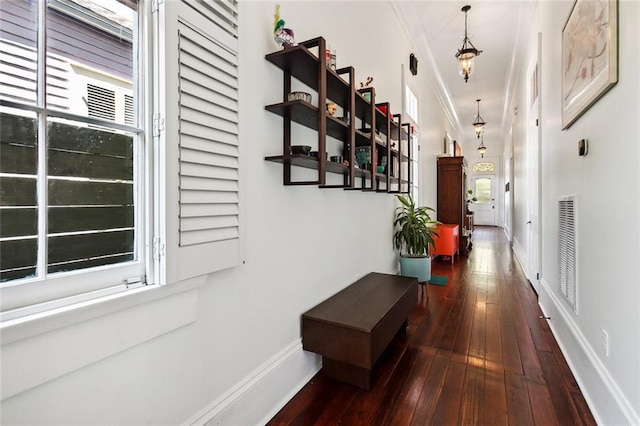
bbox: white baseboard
[511,237,529,280]
[538,279,640,425]
[502,224,511,241]
[185,340,321,426]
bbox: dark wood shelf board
[355,130,371,147]
[265,155,350,175]
[265,44,350,106]
[265,101,349,141]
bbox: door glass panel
[475,178,492,202]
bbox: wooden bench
[301,272,418,390]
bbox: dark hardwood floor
[268,227,596,425]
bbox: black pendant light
[455,5,482,83]
[477,134,487,158]
[473,99,486,139]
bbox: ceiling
[395,0,535,157]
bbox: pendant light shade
[455,5,482,83]
[473,99,486,139]
[477,134,487,158]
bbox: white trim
[502,224,511,242]
[538,278,640,425]
[512,236,529,280]
[185,340,321,426]
[0,278,203,400]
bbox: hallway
[268,227,596,425]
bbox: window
[1,0,240,320]
[472,161,495,173]
[405,84,418,124]
[474,178,492,203]
[1,0,143,316]
[403,85,419,201]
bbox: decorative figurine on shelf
[359,76,374,101]
[359,76,374,89]
[273,4,294,48]
[326,102,337,116]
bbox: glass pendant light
[473,99,486,139]
[477,134,487,158]
[455,5,482,83]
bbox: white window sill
[0,277,204,401]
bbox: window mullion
[36,0,48,279]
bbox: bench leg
[322,357,372,390]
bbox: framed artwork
[562,0,617,129]
[454,140,461,157]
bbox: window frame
[0,0,152,320]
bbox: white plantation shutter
[158,0,239,284]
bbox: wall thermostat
[578,139,588,156]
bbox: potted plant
[466,189,477,213]
[393,194,439,282]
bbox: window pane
[47,119,135,274]
[0,110,38,281]
[472,162,495,173]
[0,0,38,105]
[475,178,492,203]
[46,0,137,125]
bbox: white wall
[0,3,449,424]
[510,1,640,423]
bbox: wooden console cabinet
[301,272,417,390]
[437,156,469,254]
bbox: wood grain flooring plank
[527,378,560,426]
[507,280,545,383]
[538,349,589,425]
[468,277,487,364]
[267,373,333,425]
[484,369,508,425]
[311,384,359,426]
[384,346,437,425]
[370,346,422,425]
[515,279,552,353]
[429,357,467,425]
[459,364,485,425]
[451,280,476,359]
[505,371,535,426]
[407,350,451,426]
[336,338,408,425]
[485,303,503,373]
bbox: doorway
[471,175,497,226]
[526,33,542,294]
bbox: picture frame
[454,140,461,157]
[561,0,617,130]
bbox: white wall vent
[558,195,577,312]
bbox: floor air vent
[559,196,577,312]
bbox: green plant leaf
[392,194,439,257]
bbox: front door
[472,176,496,226]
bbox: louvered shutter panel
[158,0,239,284]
